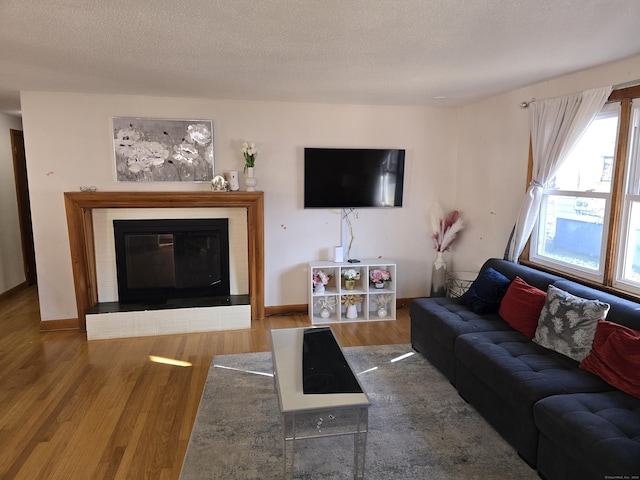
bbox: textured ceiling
[1,0,640,115]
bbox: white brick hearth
[86,304,251,341]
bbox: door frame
[10,129,37,286]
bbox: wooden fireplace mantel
[64,191,265,331]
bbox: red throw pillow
[498,276,547,338]
[580,320,640,398]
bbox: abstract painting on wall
[113,117,214,182]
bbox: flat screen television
[304,148,405,208]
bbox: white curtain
[505,86,613,262]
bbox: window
[615,99,640,293]
[531,104,619,279]
[530,85,640,295]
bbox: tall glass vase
[430,251,447,297]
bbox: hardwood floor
[0,286,410,479]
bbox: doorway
[10,129,36,285]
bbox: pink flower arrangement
[312,269,332,287]
[430,205,464,252]
[369,269,391,284]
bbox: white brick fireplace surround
[63,191,264,340]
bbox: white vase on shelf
[245,167,257,191]
[346,304,358,319]
[377,307,388,318]
[315,284,325,294]
[320,308,331,319]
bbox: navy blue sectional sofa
[410,258,640,480]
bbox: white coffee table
[270,327,371,479]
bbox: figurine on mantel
[211,175,229,191]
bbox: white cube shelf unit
[308,259,396,324]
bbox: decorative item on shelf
[241,141,258,191]
[373,294,393,318]
[341,294,363,319]
[314,296,337,319]
[429,203,464,297]
[211,175,229,191]
[245,167,257,192]
[332,245,344,263]
[369,269,391,289]
[312,269,332,294]
[342,268,360,290]
[225,170,239,191]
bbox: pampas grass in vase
[429,203,464,297]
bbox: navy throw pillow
[460,267,511,315]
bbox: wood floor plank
[0,286,411,479]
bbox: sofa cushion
[533,285,610,362]
[410,297,511,384]
[498,276,546,338]
[456,330,611,409]
[460,267,510,315]
[455,330,613,466]
[580,320,640,398]
[534,391,640,480]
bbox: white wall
[452,54,640,273]
[0,113,24,293]
[19,53,640,323]
[20,93,457,322]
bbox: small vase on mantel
[430,251,447,297]
[245,167,257,192]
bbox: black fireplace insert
[113,218,230,304]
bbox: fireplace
[63,191,264,338]
[113,218,230,304]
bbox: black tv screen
[304,148,405,208]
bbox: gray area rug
[180,344,538,479]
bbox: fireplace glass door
[114,219,230,303]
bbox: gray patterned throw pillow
[533,285,610,362]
